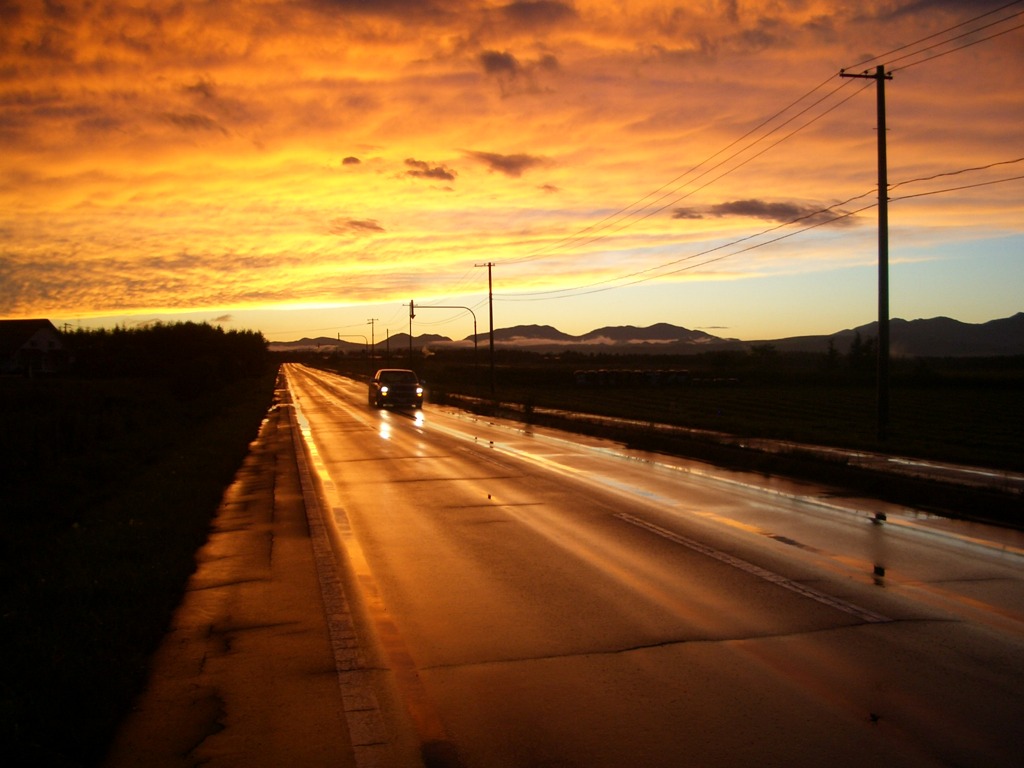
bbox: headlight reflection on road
[414,410,425,427]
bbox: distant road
[285,363,1024,768]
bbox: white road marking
[615,512,892,624]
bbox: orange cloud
[1,0,1021,335]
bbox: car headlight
[380,385,390,395]
[416,386,424,395]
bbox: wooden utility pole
[841,64,892,440]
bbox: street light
[367,318,378,360]
[410,303,479,396]
[337,333,369,359]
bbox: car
[368,368,424,409]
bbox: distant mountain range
[270,312,1024,357]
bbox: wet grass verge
[311,353,1021,527]
[612,422,1021,527]
[434,392,1023,530]
[1,369,278,767]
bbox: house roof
[0,319,62,355]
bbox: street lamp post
[410,304,479,396]
[337,333,369,360]
[367,318,378,360]
[475,262,496,399]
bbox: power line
[506,3,1023,270]
[890,156,1024,192]
[556,3,1024,269]
[891,172,1024,202]
[501,74,856,266]
[499,207,873,302]
[499,194,876,301]
[425,265,479,302]
[892,19,1024,73]
[444,156,1019,307]
[498,162,1024,303]
[486,3,1022,307]
[500,181,882,299]
[885,8,1024,66]
[845,0,1023,71]
[576,80,869,246]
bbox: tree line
[66,322,270,396]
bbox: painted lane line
[615,512,891,624]
[289,366,461,766]
[286,373,395,768]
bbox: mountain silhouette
[769,313,1024,356]
[270,313,1024,357]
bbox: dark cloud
[405,158,456,181]
[178,77,254,130]
[721,0,739,24]
[329,217,385,235]
[467,150,546,178]
[802,14,837,40]
[859,0,972,25]
[536,53,559,72]
[342,156,361,165]
[184,78,217,100]
[674,200,857,226]
[479,49,560,96]
[480,50,520,77]
[306,0,455,19]
[710,199,855,226]
[163,112,226,133]
[212,314,233,323]
[737,18,785,52]
[479,49,560,76]
[501,1,579,29]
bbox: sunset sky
[2,0,1022,343]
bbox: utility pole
[475,262,496,398]
[367,318,378,360]
[841,64,892,440]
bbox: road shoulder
[104,393,356,768]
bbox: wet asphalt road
[287,363,1024,768]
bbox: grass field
[475,378,1024,472]
[317,351,1024,474]
[3,345,1020,766]
[1,369,278,767]
[414,355,1024,526]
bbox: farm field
[475,378,1023,473]
[312,352,1024,475]
[2,324,276,767]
